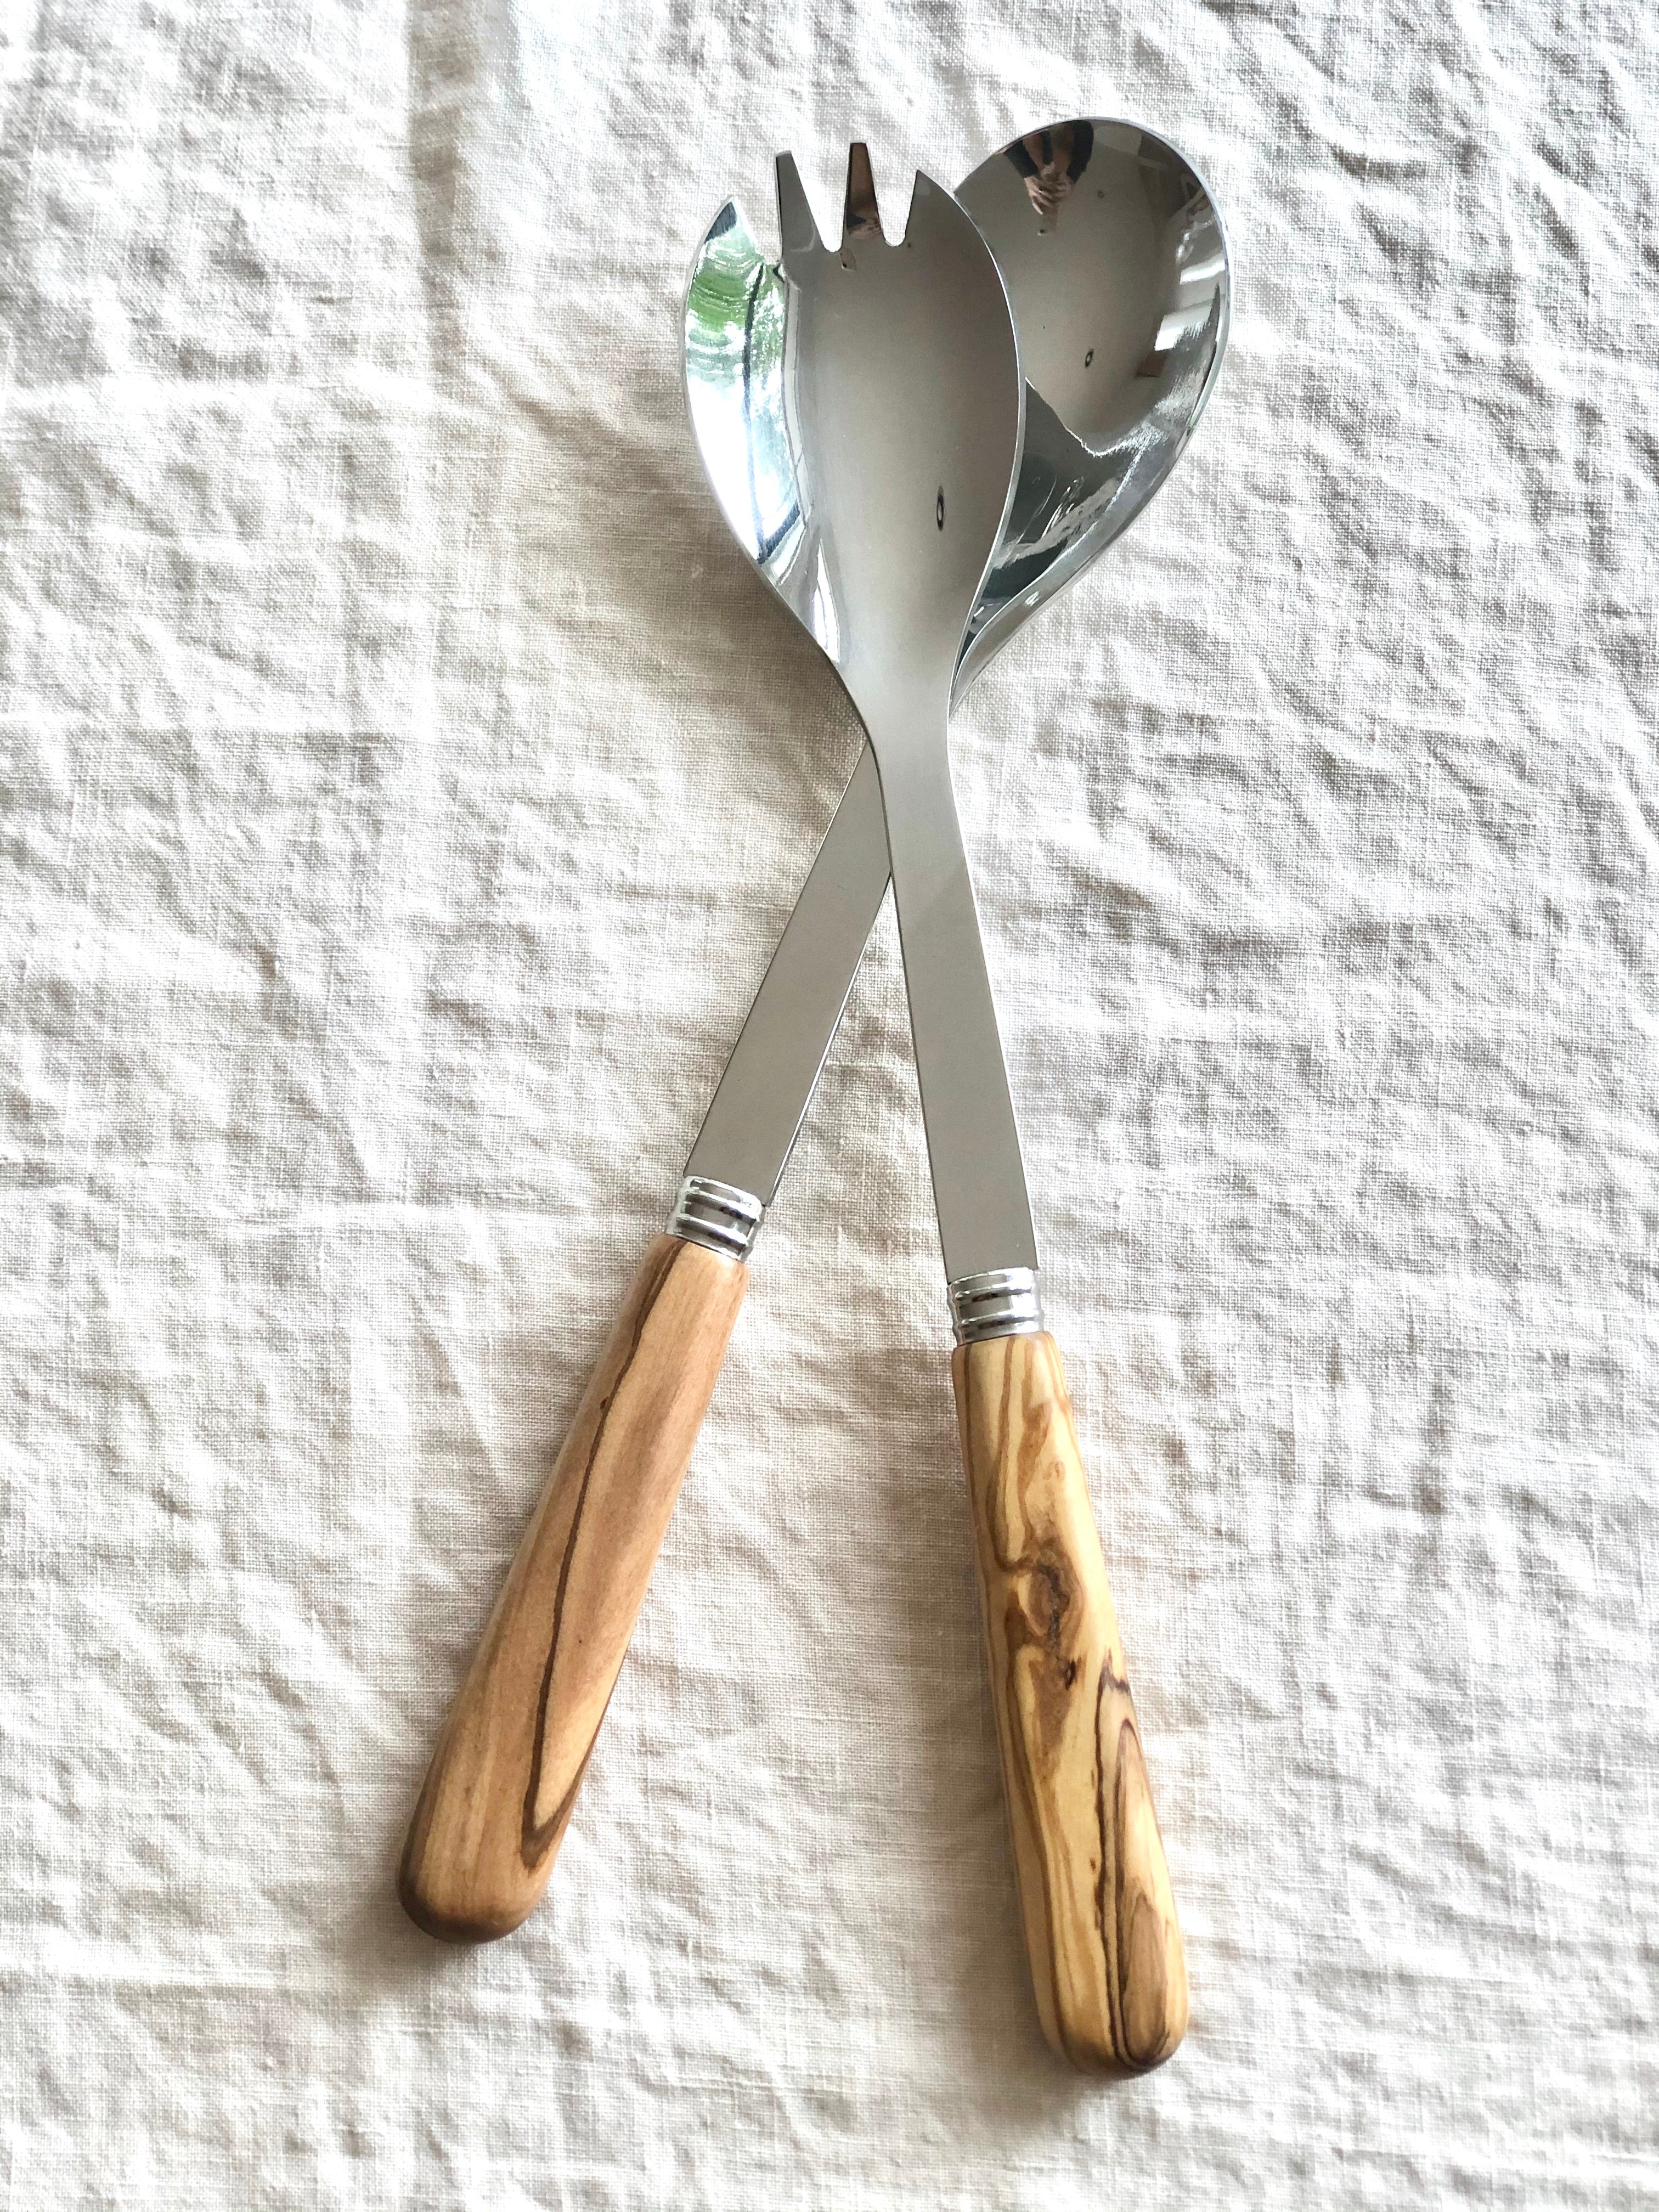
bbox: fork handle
[399,1234,747,1940]
[953,1330,1188,2072]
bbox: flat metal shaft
[686,714,1037,1282]
[685,744,888,1204]
[865,687,1038,1282]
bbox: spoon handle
[952,1330,1188,2072]
[399,1235,746,1940]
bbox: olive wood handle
[400,1234,747,1940]
[952,1329,1188,2072]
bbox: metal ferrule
[669,1176,765,1263]
[947,1267,1044,1345]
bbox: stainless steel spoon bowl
[955,119,1229,688]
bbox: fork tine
[901,169,949,239]
[775,153,822,261]
[843,142,883,242]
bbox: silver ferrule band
[669,1175,765,1263]
[947,1266,1044,1345]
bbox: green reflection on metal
[684,206,800,566]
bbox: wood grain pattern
[953,1330,1187,2072]
[400,1235,747,1941]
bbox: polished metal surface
[683,123,1231,1269]
[954,120,1229,690]
[947,1267,1045,1344]
[686,151,1032,1283]
[669,1175,765,1261]
[685,746,889,1204]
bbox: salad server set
[399,119,1231,2074]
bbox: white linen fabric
[1,1,1655,2203]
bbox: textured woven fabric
[2,1,1656,2204]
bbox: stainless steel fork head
[772,153,1025,718]
[686,154,1023,712]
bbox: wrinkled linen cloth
[1,1,1656,2204]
